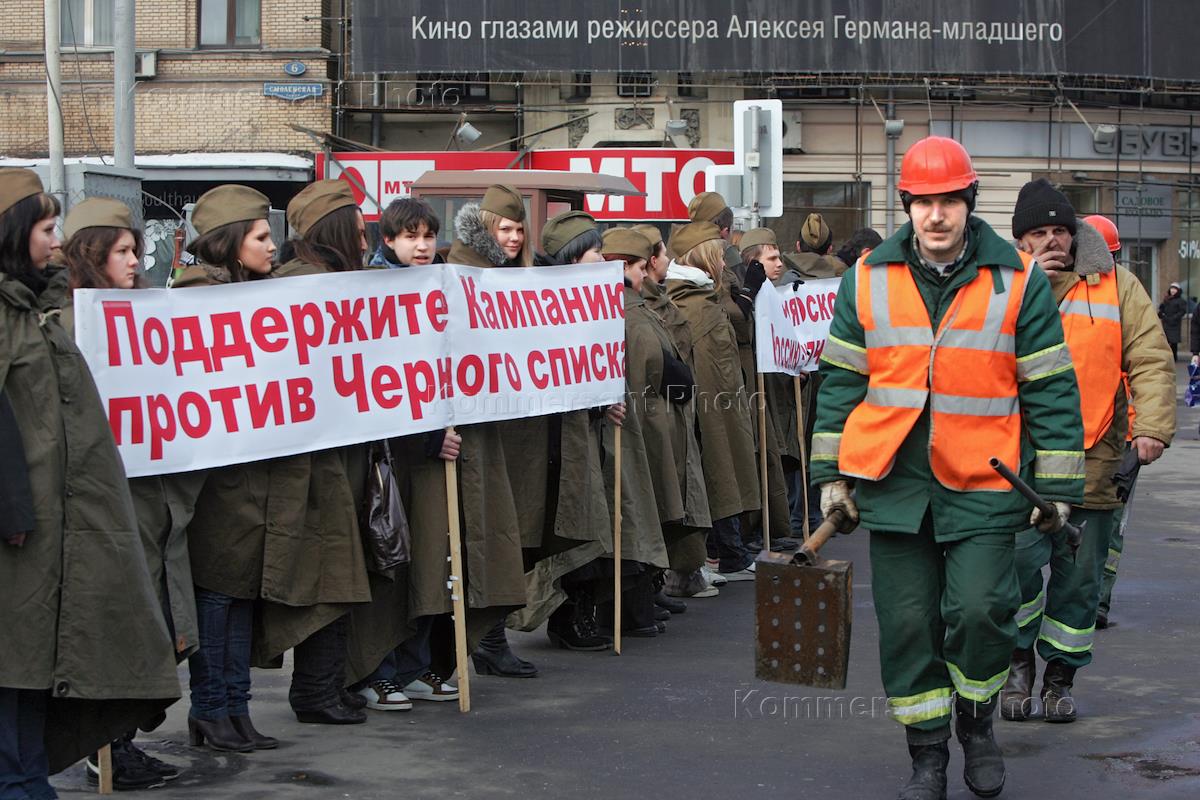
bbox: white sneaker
[701,564,728,587]
[719,562,757,582]
[357,680,412,711]
[403,672,459,702]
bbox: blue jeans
[367,616,435,687]
[706,515,751,573]
[0,688,56,800]
[187,588,253,721]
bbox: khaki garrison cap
[630,223,663,248]
[602,227,652,262]
[0,168,46,218]
[667,221,724,259]
[800,213,832,250]
[287,179,357,236]
[192,185,271,236]
[687,191,729,223]
[480,184,526,222]
[63,197,135,241]
[541,210,596,258]
[739,227,778,254]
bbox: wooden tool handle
[796,509,845,566]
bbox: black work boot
[999,647,1036,721]
[955,696,1006,798]
[472,621,539,678]
[547,588,612,651]
[1041,660,1077,723]
[899,729,949,800]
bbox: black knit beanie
[1011,178,1076,239]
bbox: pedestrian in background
[1158,282,1187,361]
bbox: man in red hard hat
[812,137,1085,800]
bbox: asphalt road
[54,365,1200,799]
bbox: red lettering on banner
[326,298,368,344]
[435,357,455,398]
[503,353,522,390]
[542,291,566,325]
[108,396,144,445]
[521,290,548,326]
[528,351,549,389]
[333,353,369,412]
[427,290,448,332]
[209,385,242,432]
[146,393,176,461]
[461,277,493,330]
[371,365,404,410]
[486,353,505,393]
[606,340,625,378]
[560,287,587,324]
[210,312,255,370]
[143,318,169,365]
[457,354,485,396]
[546,348,569,386]
[395,293,422,334]
[250,307,290,353]
[289,303,324,365]
[178,391,213,438]
[172,317,214,376]
[369,296,399,339]
[404,361,435,419]
[287,377,315,422]
[589,343,606,380]
[103,302,141,366]
[495,291,528,328]
[246,381,285,429]
[567,345,590,384]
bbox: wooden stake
[794,376,811,541]
[613,424,623,656]
[97,744,113,795]
[443,426,470,712]
[757,372,770,551]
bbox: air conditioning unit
[782,110,803,153]
[134,50,158,80]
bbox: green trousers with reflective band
[870,520,1020,732]
[1099,492,1134,616]
[1014,507,1112,668]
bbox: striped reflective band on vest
[946,662,1010,703]
[1039,615,1095,653]
[810,432,841,462]
[1015,589,1046,629]
[1016,343,1074,383]
[822,334,869,374]
[1059,297,1121,322]
[1034,449,1086,480]
[888,687,954,726]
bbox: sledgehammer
[989,457,1084,561]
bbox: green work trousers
[1014,506,1112,668]
[870,517,1020,734]
[1099,493,1134,617]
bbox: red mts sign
[316,152,519,220]
[528,149,734,221]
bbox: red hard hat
[1082,214,1121,253]
[898,136,978,196]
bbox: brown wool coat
[1,273,179,773]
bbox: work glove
[819,480,859,534]
[659,348,694,405]
[742,259,767,298]
[1030,501,1073,533]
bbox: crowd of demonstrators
[2,151,1170,800]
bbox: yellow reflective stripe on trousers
[1034,449,1086,480]
[1105,547,1121,575]
[822,335,869,374]
[1016,342,1074,382]
[888,687,954,725]
[1015,590,1045,629]
[1039,615,1095,653]
[810,432,841,462]
[946,662,1010,703]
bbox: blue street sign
[283,61,308,76]
[263,82,324,101]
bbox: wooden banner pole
[613,424,623,656]
[757,372,770,551]
[443,426,471,712]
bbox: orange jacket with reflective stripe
[839,254,1032,491]
[1058,270,1122,449]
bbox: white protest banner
[754,278,841,375]
[74,262,625,477]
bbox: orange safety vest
[839,254,1032,491]
[1059,270,1122,449]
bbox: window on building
[1121,242,1156,297]
[617,72,654,98]
[199,0,261,47]
[772,182,871,252]
[414,74,490,105]
[61,0,114,47]
[1062,184,1100,215]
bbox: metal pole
[44,0,65,201]
[113,0,135,168]
[370,74,383,147]
[748,104,761,228]
[885,90,896,236]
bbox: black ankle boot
[472,621,539,677]
[999,647,1036,721]
[954,697,1006,798]
[898,740,949,800]
[1041,660,1077,723]
[548,589,612,651]
[187,716,254,752]
[230,714,279,749]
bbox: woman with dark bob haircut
[0,170,179,797]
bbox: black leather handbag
[361,440,411,579]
